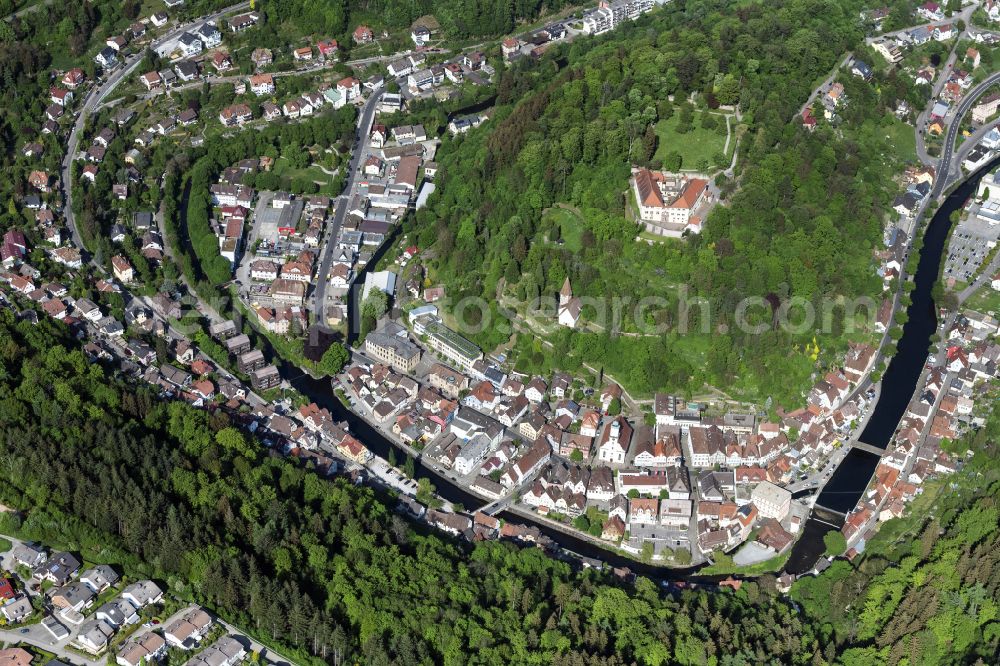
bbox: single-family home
[249,73,274,96]
[354,25,374,43]
[178,32,203,57]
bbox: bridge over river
[848,440,889,456]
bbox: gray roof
[96,597,135,626]
[80,564,120,590]
[54,581,95,607]
[34,551,81,583]
[122,580,162,607]
[10,542,46,566]
[452,406,501,433]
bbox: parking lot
[943,213,997,283]
[368,457,419,496]
[624,523,691,557]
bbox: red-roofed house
[63,68,85,88]
[29,170,50,193]
[802,108,817,130]
[190,359,213,376]
[353,25,374,43]
[141,71,162,91]
[191,380,215,400]
[112,255,134,283]
[0,578,15,600]
[338,435,372,463]
[50,87,73,106]
[337,76,361,102]
[317,39,339,59]
[502,37,522,61]
[249,73,274,96]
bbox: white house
[177,32,203,57]
[198,23,222,48]
[337,76,361,102]
[751,481,791,521]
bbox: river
[784,155,1000,574]
[280,157,997,581]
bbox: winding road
[932,69,1000,197]
[60,1,251,253]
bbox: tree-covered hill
[264,0,574,42]
[413,0,912,405]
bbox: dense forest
[263,0,571,42]
[413,0,913,404]
[0,299,998,665]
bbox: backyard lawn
[881,118,918,164]
[700,550,791,576]
[270,156,340,195]
[964,282,1000,315]
[654,111,731,171]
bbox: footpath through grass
[654,111,730,170]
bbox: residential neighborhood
[0,536,279,666]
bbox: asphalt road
[933,69,1000,198]
[866,4,977,45]
[2,0,54,22]
[951,117,1000,170]
[798,52,853,117]
[311,88,384,322]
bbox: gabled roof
[634,168,664,207]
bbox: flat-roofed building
[423,319,482,369]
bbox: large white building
[751,481,791,521]
[972,92,1000,124]
[364,321,421,373]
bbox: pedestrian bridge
[849,440,888,456]
[479,497,513,516]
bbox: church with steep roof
[558,278,581,328]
